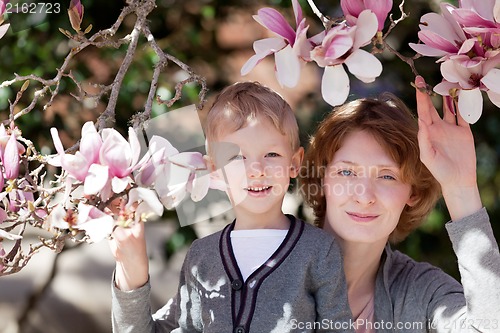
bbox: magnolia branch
[0,0,209,276]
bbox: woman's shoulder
[383,247,463,295]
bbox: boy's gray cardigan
[112,216,354,333]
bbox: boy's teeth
[248,186,270,191]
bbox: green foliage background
[0,0,499,282]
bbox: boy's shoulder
[293,216,335,245]
[188,227,225,251]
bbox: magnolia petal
[241,38,286,76]
[111,176,130,194]
[128,127,142,170]
[340,0,364,25]
[418,30,459,54]
[0,23,9,39]
[190,172,210,202]
[241,53,269,76]
[275,44,301,88]
[161,183,187,209]
[324,34,353,60]
[291,0,303,27]
[321,65,350,107]
[440,60,474,88]
[457,38,477,55]
[149,136,178,156]
[495,0,500,23]
[458,88,483,124]
[80,122,102,165]
[452,8,495,28]
[46,205,70,230]
[434,80,459,96]
[353,10,378,48]
[364,0,393,30]
[127,187,164,217]
[169,151,206,170]
[100,129,133,178]
[84,164,109,195]
[76,215,114,243]
[487,90,500,108]
[293,23,312,60]
[0,207,6,223]
[254,8,296,43]
[50,128,66,156]
[3,134,20,179]
[481,68,500,93]
[419,11,463,43]
[344,49,382,83]
[409,43,449,57]
[440,3,468,41]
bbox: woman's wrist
[442,185,482,221]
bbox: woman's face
[322,130,415,245]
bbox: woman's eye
[338,169,354,176]
[380,174,396,180]
[266,152,280,157]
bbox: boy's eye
[338,169,354,177]
[266,152,280,157]
[229,155,244,161]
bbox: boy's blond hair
[204,81,300,155]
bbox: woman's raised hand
[415,75,482,220]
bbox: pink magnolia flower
[241,0,312,88]
[434,55,500,123]
[49,121,102,182]
[310,10,381,106]
[156,151,211,209]
[73,203,114,243]
[134,136,179,187]
[410,2,500,123]
[68,0,84,32]
[0,125,25,181]
[409,3,469,59]
[341,0,393,31]
[450,0,500,49]
[0,0,9,39]
[2,133,20,180]
[126,187,164,223]
[84,127,141,200]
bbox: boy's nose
[246,160,265,178]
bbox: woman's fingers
[417,118,434,166]
[415,76,439,125]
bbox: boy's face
[209,116,303,217]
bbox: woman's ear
[290,147,304,178]
[406,192,419,207]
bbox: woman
[300,76,500,332]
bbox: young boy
[111,82,353,332]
